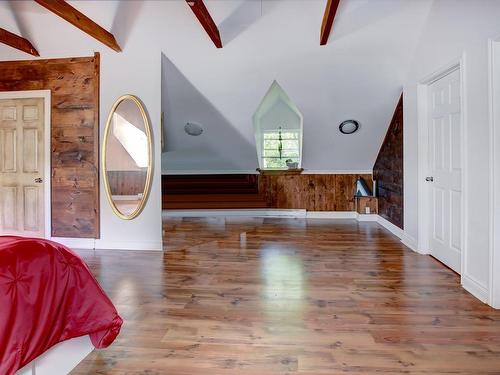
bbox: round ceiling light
[339,120,360,135]
[184,122,203,136]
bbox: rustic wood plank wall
[373,95,404,229]
[259,174,373,211]
[0,54,100,238]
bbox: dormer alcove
[253,81,303,171]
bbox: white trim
[356,213,379,222]
[302,170,373,175]
[164,209,307,218]
[400,233,419,253]
[377,215,405,237]
[16,335,93,375]
[162,170,259,175]
[50,237,96,250]
[0,90,52,239]
[306,211,357,219]
[462,275,489,304]
[94,238,162,251]
[161,169,373,175]
[489,36,500,308]
[416,56,468,273]
[49,237,162,251]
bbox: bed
[0,236,123,375]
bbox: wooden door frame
[416,56,468,276]
[0,90,51,239]
[489,36,500,308]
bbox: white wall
[96,32,162,251]
[159,0,432,173]
[0,1,163,250]
[404,0,500,303]
[490,38,500,308]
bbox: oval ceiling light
[339,120,359,135]
[184,122,203,136]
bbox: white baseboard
[462,274,489,304]
[94,239,162,251]
[356,213,379,222]
[306,211,357,219]
[400,233,419,253]
[50,237,162,251]
[373,216,418,252]
[376,215,405,237]
[164,209,307,218]
[50,237,95,250]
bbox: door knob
[425,177,434,182]
[35,178,43,183]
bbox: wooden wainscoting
[373,95,403,229]
[0,54,100,238]
[162,173,373,211]
[259,173,373,211]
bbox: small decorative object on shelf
[286,159,299,169]
[355,176,372,196]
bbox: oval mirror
[103,95,153,220]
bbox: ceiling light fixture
[339,120,360,135]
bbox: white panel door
[427,69,462,273]
[0,98,45,237]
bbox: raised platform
[162,174,268,209]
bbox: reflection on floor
[72,217,500,374]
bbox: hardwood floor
[71,217,500,374]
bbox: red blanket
[0,236,122,375]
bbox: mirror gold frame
[102,94,153,220]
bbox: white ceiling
[0,0,434,172]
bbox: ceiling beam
[34,0,121,52]
[320,0,341,45]
[0,28,39,56]
[186,0,222,48]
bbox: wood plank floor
[71,217,500,374]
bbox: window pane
[263,132,280,140]
[262,129,300,169]
[263,139,280,149]
[263,149,280,157]
[282,140,298,149]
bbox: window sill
[257,168,304,176]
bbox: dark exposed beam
[186,0,222,48]
[320,0,341,45]
[34,0,121,52]
[0,28,39,56]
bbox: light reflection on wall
[112,112,148,167]
[260,246,306,319]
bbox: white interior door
[0,98,45,237]
[427,68,462,273]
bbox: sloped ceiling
[0,0,433,172]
